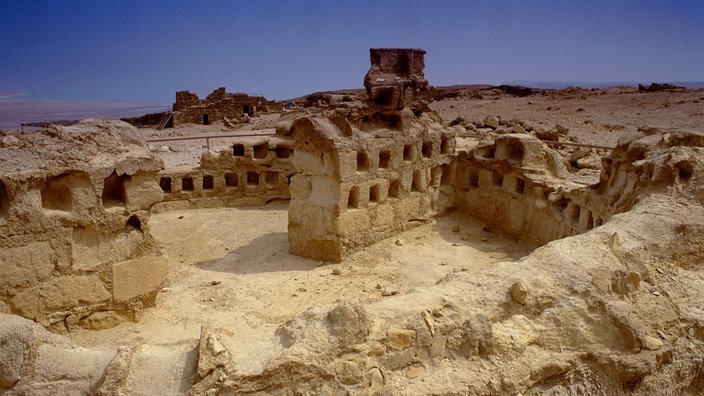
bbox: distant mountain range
[503,80,704,89]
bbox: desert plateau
[1,48,704,396]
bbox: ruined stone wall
[286,108,455,262]
[0,120,167,332]
[442,134,599,245]
[172,87,278,125]
[445,130,704,246]
[153,136,296,211]
[364,48,434,111]
[286,48,453,262]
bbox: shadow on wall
[194,232,319,275]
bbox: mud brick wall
[0,120,167,332]
[153,136,296,211]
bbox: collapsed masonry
[0,120,167,332]
[172,87,278,126]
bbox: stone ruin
[172,87,279,126]
[364,48,435,111]
[154,135,296,211]
[282,48,452,261]
[2,48,704,394]
[0,120,167,332]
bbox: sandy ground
[65,86,704,357]
[68,204,535,352]
[431,87,704,146]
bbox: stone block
[387,328,416,350]
[373,204,395,229]
[338,151,357,181]
[309,175,340,207]
[72,225,144,270]
[337,210,371,235]
[288,174,311,200]
[292,150,323,174]
[112,256,169,302]
[0,241,54,290]
[42,275,112,311]
[125,172,164,211]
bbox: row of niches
[466,168,604,232]
[346,165,447,209]
[37,170,129,213]
[231,142,294,161]
[159,170,288,195]
[355,137,454,172]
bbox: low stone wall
[152,136,296,211]
[0,120,168,332]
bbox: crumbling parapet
[0,120,168,332]
[364,48,435,112]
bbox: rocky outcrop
[0,120,167,332]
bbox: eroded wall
[172,87,278,125]
[153,136,296,211]
[0,120,167,332]
[285,108,454,262]
[444,130,704,246]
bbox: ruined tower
[285,48,454,262]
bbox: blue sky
[1,0,703,104]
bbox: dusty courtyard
[70,205,534,350]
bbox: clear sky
[1,0,703,104]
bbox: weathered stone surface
[112,256,169,302]
[510,281,529,305]
[363,48,434,111]
[79,311,127,330]
[0,120,167,323]
[326,302,371,347]
[335,360,362,385]
[387,328,416,350]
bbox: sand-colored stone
[2,48,704,395]
[112,256,169,302]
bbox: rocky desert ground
[1,53,704,395]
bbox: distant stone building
[172,87,278,126]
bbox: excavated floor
[65,203,536,351]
